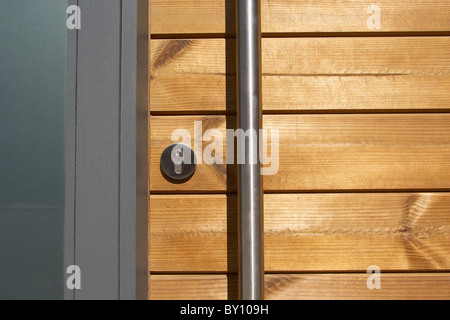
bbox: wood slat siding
[150,193,450,273]
[150,38,450,113]
[150,114,450,192]
[150,0,450,35]
[149,0,450,300]
[149,274,450,300]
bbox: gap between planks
[150,31,450,40]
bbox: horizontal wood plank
[150,116,232,192]
[149,273,450,300]
[150,38,450,112]
[150,193,450,273]
[150,0,450,35]
[150,274,237,300]
[150,114,450,192]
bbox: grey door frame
[64,0,148,300]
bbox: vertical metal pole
[236,0,264,300]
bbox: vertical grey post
[64,0,148,299]
[236,0,264,300]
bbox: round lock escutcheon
[160,143,197,181]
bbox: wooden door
[148,0,450,299]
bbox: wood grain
[150,193,450,273]
[150,0,450,35]
[149,274,450,300]
[150,114,450,192]
[150,38,450,112]
[150,274,237,300]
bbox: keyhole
[174,148,183,175]
[161,143,197,181]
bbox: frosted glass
[0,0,67,299]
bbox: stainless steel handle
[236,0,264,300]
